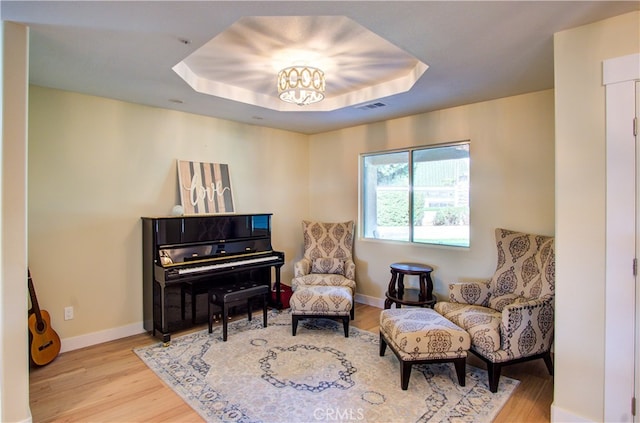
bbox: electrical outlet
[64,306,74,320]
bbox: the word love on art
[177,160,235,214]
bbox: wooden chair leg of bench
[487,362,502,393]
[342,316,349,337]
[262,294,267,327]
[453,358,466,386]
[543,351,554,376]
[400,361,412,390]
[292,315,298,336]
[222,304,229,342]
[379,333,387,356]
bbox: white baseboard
[551,403,596,423]
[59,296,384,353]
[60,322,146,353]
[354,293,384,309]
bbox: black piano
[142,213,285,343]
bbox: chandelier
[277,66,325,106]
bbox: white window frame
[359,141,470,248]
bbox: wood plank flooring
[29,303,553,422]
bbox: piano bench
[208,281,269,341]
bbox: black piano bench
[208,281,269,341]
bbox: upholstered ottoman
[379,308,471,390]
[290,285,352,337]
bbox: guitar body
[28,270,61,366]
[28,309,61,366]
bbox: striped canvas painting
[177,160,235,214]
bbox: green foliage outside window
[377,191,425,226]
[433,207,469,226]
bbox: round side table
[384,262,436,309]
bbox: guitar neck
[28,272,44,324]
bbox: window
[361,142,470,247]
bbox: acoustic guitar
[28,270,61,366]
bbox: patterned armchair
[291,221,356,319]
[434,228,555,392]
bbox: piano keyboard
[177,255,282,275]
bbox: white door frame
[604,52,640,423]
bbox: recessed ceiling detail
[172,16,428,112]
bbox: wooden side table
[384,262,436,309]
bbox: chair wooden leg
[292,315,298,336]
[453,358,466,386]
[342,316,349,337]
[246,299,253,322]
[487,361,502,393]
[543,351,554,375]
[379,333,387,356]
[400,361,412,390]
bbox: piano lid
[150,214,273,247]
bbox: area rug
[134,310,518,422]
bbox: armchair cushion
[434,302,502,353]
[291,274,356,295]
[311,257,345,275]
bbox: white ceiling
[3,1,639,135]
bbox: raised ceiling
[2,1,639,134]
[173,16,428,112]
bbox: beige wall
[308,90,555,302]
[553,11,640,422]
[28,86,309,342]
[28,85,556,346]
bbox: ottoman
[290,285,352,337]
[379,308,470,390]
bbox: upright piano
[142,213,285,343]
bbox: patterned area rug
[134,311,518,422]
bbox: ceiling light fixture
[277,66,325,106]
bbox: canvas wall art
[177,160,235,214]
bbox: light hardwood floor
[29,303,553,422]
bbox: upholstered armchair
[291,221,356,318]
[434,228,555,392]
